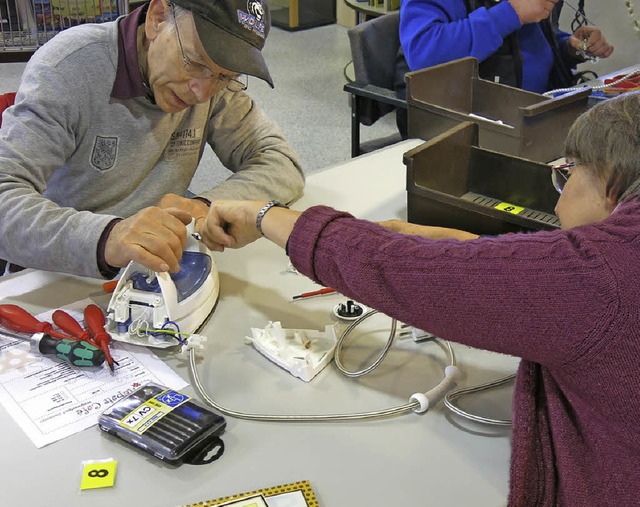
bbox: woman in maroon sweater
[199,92,640,506]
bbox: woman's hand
[378,220,479,240]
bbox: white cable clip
[180,333,207,355]
[410,365,462,413]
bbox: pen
[291,287,337,301]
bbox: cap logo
[237,0,266,39]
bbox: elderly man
[0,0,304,278]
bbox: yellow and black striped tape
[183,480,319,507]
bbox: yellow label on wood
[494,202,524,215]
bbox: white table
[0,140,518,506]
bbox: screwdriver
[84,304,117,372]
[52,309,98,347]
[0,303,76,340]
[291,287,337,301]
[0,327,105,367]
[0,304,105,367]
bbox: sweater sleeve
[288,206,620,368]
[198,90,305,206]
[0,54,119,278]
[400,0,522,71]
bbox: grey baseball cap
[171,0,274,87]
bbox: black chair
[344,11,406,157]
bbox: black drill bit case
[98,383,226,465]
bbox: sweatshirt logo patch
[165,128,202,161]
[91,136,118,171]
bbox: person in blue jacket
[395,0,613,135]
[401,0,612,92]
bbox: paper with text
[0,298,188,447]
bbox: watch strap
[256,200,288,236]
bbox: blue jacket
[400,0,575,93]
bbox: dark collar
[111,4,150,100]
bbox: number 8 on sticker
[80,460,117,490]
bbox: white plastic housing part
[105,220,219,348]
[247,321,339,382]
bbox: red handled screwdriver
[0,304,75,340]
[291,287,337,301]
[52,310,98,347]
[0,304,105,367]
[84,304,117,372]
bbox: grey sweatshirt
[0,9,304,278]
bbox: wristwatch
[256,200,288,236]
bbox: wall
[336,0,356,26]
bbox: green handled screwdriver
[0,328,105,367]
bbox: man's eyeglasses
[550,161,574,194]
[171,5,248,92]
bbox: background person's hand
[104,206,192,273]
[508,0,558,24]
[568,26,614,59]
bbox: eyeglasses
[171,5,248,92]
[550,161,574,194]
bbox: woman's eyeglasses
[171,5,248,92]
[550,161,574,194]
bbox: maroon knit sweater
[287,199,640,506]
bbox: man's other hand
[156,193,210,221]
[104,207,192,273]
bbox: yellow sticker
[494,202,524,215]
[118,389,189,435]
[80,460,117,490]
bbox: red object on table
[52,310,98,347]
[0,304,75,340]
[84,304,117,371]
[291,287,337,300]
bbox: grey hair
[564,91,640,203]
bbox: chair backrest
[348,12,400,88]
[0,92,17,128]
[348,12,400,125]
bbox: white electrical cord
[189,310,462,422]
[444,373,515,426]
[543,68,640,97]
[333,310,398,377]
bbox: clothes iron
[106,221,219,349]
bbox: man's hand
[104,207,192,273]
[197,201,265,251]
[509,0,558,24]
[568,26,614,59]
[156,193,210,221]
